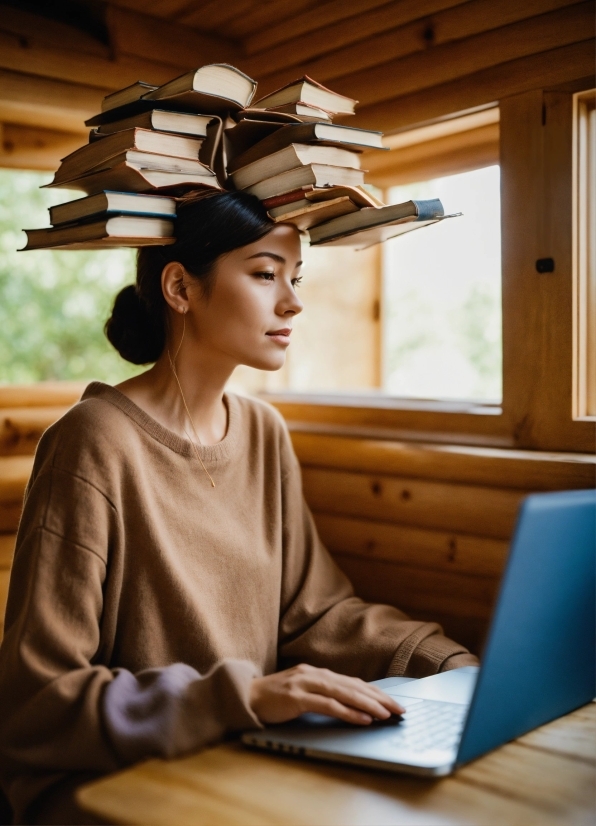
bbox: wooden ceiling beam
[241,0,464,80]
[0,70,105,134]
[0,123,83,171]
[250,0,580,93]
[0,28,186,91]
[328,2,592,111]
[176,0,259,32]
[106,5,241,66]
[364,123,500,187]
[0,4,110,58]
[224,0,320,40]
[349,39,595,133]
[243,0,396,56]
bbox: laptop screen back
[457,489,596,765]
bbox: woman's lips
[266,328,292,346]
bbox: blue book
[48,191,176,227]
[308,198,460,248]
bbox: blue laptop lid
[457,489,596,765]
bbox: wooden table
[78,703,596,826]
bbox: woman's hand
[249,663,405,725]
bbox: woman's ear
[161,262,190,315]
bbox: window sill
[260,392,510,448]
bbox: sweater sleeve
[276,433,479,680]
[0,433,262,796]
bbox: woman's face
[184,224,303,372]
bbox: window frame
[264,80,596,454]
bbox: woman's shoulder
[35,382,141,473]
[229,391,299,476]
[229,391,289,436]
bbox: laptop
[242,489,596,775]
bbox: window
[383,166,502,402]
[0,169,138,384]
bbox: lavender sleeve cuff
[102,659,263,765]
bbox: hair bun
[104,284,164,365]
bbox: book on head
[97,110,214,138]
[44,163,220,197]
[49,192,177,227]
[252,76,356,116]
[231,143,361,190]
[101,81,158,113]
[266,103,332,121]
[227,122,384,174]
[245,164,365,201]
[142,64,257,113]
[308,199,460,248]
[21,216,175,251]
[51,129,204,184]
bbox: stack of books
[22,64,256,250]
[224,76,453,248]
[22,66,456,251]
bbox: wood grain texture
[0,3,111,58]
[0,568,9,638]
[501,88,596,451]
[272,399,511,446]
[106,5,240,67]
[332,553,499,621]
[0,382,84,408]
[313,513,509,577]
[289,431,596,489]
[249,0,580,93]
[78,705,596,826]
[328,3,593,109]
[225,0,320,40]
[243,0,397,56]
[0,456,33,503]
[349,39,596,133]
[0,124,82,171]
[0,406,68,455]
[0,534,15,569]
[364,123,499,187]
[302,467,525,538]
[519,703,596,764]
[0,69,105,134]
[455,738,596,817]
[0,29,185,91]
[242,0,464,79]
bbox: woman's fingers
[249,665,406,726]
[297,668,405,719]
[298,693,373,725]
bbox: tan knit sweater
[0,382,476,823]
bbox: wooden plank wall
[1,387,594,652]
[0,1,594,168]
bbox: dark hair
[105,189,275,364]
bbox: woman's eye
[257,271,275,281]
[292,277,303,288]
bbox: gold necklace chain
[167,311,216,488]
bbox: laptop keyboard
[389,697,468,752]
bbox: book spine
[262,187,314,208]
[413,199,444,220]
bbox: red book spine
[261,186,314,209]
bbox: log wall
[1,386,593,651]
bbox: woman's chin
[243,354,288,372]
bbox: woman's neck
[114,349,233,446]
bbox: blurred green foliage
[0,169,142,384]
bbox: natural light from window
[383,165,502,402]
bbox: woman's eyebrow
[247,252,303,269]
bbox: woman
[0,190,477,825]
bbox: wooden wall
[1,387,594,652]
